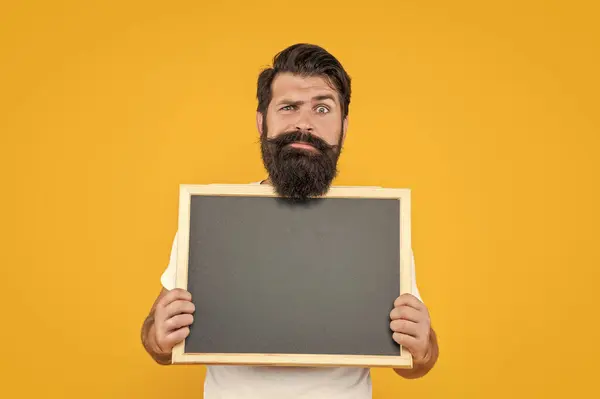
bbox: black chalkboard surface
[171,184,413,368]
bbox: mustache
[265,131,335,153]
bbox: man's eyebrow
[276,99,303,106]
[313,94,337,103]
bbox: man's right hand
[150,288,195,357]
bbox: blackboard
[172,184,413,368]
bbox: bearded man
[141,43,439,399]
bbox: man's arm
[141,287,195,365]
[390,293,439,379]
[394,326,439,379]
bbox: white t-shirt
[160,183,422,399]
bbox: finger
[394,294,424,311]
[160,288,192,307]
[163,327,191,349]
[164,300,195,318]
[390,319,419,337]
[164,314,194,332]
[392,332,419,348]
[389,305,422,323]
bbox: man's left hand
[389,293,432,364]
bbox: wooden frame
[172,183,413,368]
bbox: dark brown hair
[256,43,351,119]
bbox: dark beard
[260,127,342,200]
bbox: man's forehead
[271,72,337,99]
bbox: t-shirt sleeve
[160,232,178,290]
[411,249,423,302]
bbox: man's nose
[295,124,313,132]
[294,110,314,132]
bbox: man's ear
[256,112,264,135]
[341,116,349,142]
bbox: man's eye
[316,106,329,113]
[281,105,294,111]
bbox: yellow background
[1,0,598,397]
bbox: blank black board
[172,184,413,368]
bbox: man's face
[258,72,347,199]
